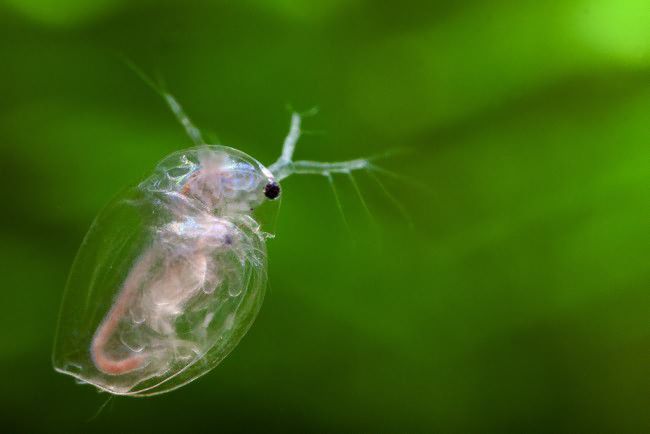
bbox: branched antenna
[123,59,205,146]
[269,111,413,229]
[268,113,371,181]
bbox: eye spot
[264,182,280,200]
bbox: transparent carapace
[53,72,390,396]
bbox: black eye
[263,181,281,200]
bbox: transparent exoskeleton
[54,146,275,396]
[53,70,395,396]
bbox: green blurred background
[1,0,648,432]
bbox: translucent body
[53,83,382,396]
[53,146,273,396]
